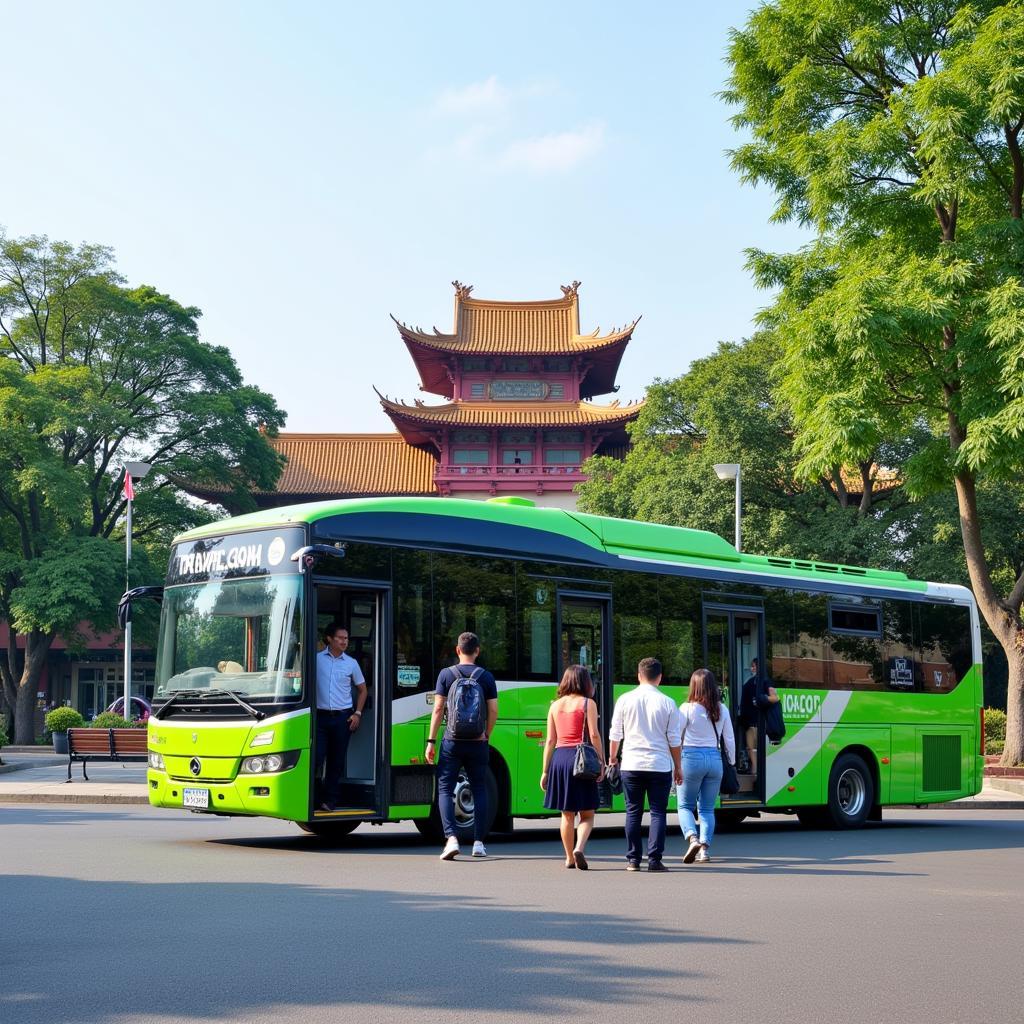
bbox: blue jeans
[678,747,724,847]
[436,737,490,841]
[621,770,673,864]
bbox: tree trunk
[951,471,1024,766]
[1004,649,1024,766]
[13,631,52,745]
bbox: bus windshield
[156,575,303,702]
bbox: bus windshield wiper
[153,688,264,720]
[203,688,265,720]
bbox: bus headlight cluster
[239,750,300,774]
[148,752,165,770]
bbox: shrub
[45,707,85,733]
[91,712,132,729]
[0,713,8,750]
[986,738,1005,755]
[985,708,1006,743]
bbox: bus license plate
[183,788,209,810]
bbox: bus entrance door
[557,594,612,737]
[311,582,389,823]
[704,606,765,806]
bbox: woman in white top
[678,668,736,864]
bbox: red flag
[123,473,135,501]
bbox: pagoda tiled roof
[268,433,436,495]
[378,396,643,428]
[391,310,639,355]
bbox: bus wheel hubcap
[837,769,866,817]
[454,772,475,827]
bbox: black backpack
[756,677,786,742]
[446,666,488,739]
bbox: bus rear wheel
[297,820,361,840]
[826,753,875,829]
[415,766,498,845]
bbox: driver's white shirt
[315,649,364,710]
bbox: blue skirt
[544,745,600,812]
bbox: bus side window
[393,550,433,695]
[918,603,972,693]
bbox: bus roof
[174,495,929,593]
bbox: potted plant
[45,707,85,754]
[90,711,132,730]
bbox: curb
[0,758,66,775]
[0,792,149,805]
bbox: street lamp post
[713,463,742,552]
[122,461,152,719]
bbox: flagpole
[122,462,151,721]
[123,483,132,721]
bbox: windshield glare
[156,576,302,701]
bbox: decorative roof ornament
[560,280,582,298]
[452,280,474,300]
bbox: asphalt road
[1,805,1021,1024]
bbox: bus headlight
[148,752,165,770]
[239,750,299,774]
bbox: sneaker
[683,835,702,864]
[648,859,669,872]
[696,845,711,864]
[440,837,460,861]
[625,860,640,872]
[472,841,487,858]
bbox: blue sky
[1,1,806,433]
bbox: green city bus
[145,495,983,838]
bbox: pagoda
[184,281,643,513]
[379,281,642,510]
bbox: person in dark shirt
[739,657,778,780]
[424,631,498,861]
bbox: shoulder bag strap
[580,697,590,744]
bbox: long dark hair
[688,668,721,724]
[557,664,594,698]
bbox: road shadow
[0,875,749,1024]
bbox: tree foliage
[724,0,1024,762]
[0,233,285,742]
[578,334,906,566]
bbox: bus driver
[315,624,367,812]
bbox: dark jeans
[436,737,489,841]
[315,709,353,807]
[621,769,673,864]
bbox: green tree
[725,1,1024,762]
[0,233,285,743]
[577,334,904,566]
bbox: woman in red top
[540,665,605,869]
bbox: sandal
[573,849,588,871]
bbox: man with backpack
[424,632,498,861]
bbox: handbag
[603,761,622,795]
[572,698,602,782]
[717,715,740,795]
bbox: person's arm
[425,675,447,764]
[540,703,557,790]
[349,682,368,731]
[668,705,683,786]
[670,744,683,786]
[586,699,604,765]
[767,685,779,704]
[722,705,737,765]
[607,700,623,765]
[485,698,498,739]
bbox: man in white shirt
[608,657,683,871]
[315,624,367,812]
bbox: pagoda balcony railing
[436,464,584,479]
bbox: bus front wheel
[826,753,875,829]
[416,766,499,845]
[297,820,361,840]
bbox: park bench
[67,727,148,781]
